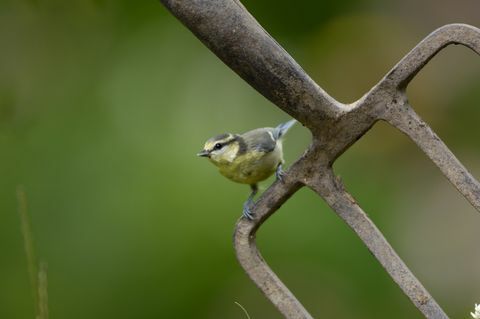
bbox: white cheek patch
[222,143,240,163]
[225,147,238,162]
[210,143,239,163]
[226,151,236,162]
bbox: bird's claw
[275,164,286,182]
[242,201,255,220]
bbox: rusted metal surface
[160,1,480,318]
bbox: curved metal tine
[383,24,480,90]
[234,162,310,319]
[307,168,449,319]
[383,102,480,213]
[348,24,480,121]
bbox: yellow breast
[217,146,283,185]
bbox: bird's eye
[214,143,223,150]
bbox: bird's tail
[273,119,297,140]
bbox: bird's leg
[275,163,286,182]
[242,184,258,220]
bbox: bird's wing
[242,128,277,153]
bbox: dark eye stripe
[209,135,239,152]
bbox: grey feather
[239,119,296,154]
[241,128,277,153]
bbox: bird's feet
[242,200,255,220]
[275,164,286,182]
[242,184,258,220]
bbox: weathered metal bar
[159,1,480,318]
[233,156,312,318]
[160,0,344,129]
[383,102,480,211]
[308,169,449,319]
[384,24,480,89]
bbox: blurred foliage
[0,0,479,318]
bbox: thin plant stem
[17,185,39,316]
[235,301,251,319]
[17,185,49,319]
[37,261,49,319]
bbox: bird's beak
[197,150,210,157]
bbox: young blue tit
[197,119,296,219]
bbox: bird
[197,119,296,219]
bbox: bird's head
[197,133,241,166]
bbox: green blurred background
[1,0,479,318]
